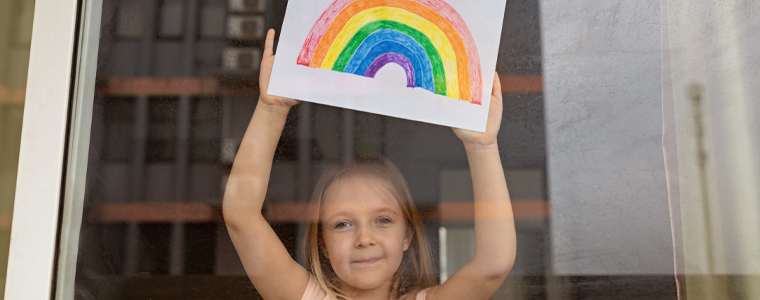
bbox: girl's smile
[353,257,381,265]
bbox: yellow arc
[320,7,460,99]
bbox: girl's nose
[355,226,377,248]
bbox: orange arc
[310,0,472,101]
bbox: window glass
[59,0,760,299]
[73,2,550,298]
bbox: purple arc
[363,53,415,88]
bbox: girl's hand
[259,29,300,109]
[453,72,503,147]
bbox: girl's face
[320,175,412,292]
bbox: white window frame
[5,0,81,298]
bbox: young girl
[223,29,516,300]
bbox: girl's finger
[264,29,275,58]
[492,71,502,97]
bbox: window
[191,97,222,162]
[199,0,226,39]
[158,0,185,39]
[8,0,760,299]
[116,0,143,39]
[102,97,135,162]
[147,97,178,162]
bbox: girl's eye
[334,221,351,229]
[376,217,392,224]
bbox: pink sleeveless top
[300,275,428,300]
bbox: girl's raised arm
[223,29,310,300]
[425,73,517,300]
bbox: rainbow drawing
[297,0,483,104]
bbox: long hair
[300,158,435,300]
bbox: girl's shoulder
[301,275,331,300]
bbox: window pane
[73,1,554,297]
[103,97,135,162]
[199,0,226,39]
[190,97,221,162]
[159,0,184,38]
[147,97,178,162]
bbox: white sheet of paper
[269,0,507,132]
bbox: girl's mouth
[353,258,381,265]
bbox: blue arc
[343,29,435,93]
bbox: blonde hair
[301,158,435,300]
